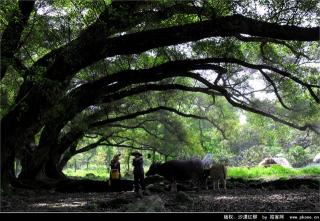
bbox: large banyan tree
[1,0,319,189]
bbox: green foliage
[0,70,24,117]
[63,167,108,181]
[237,145,284,166]
[192,38,245,60]
[228,165,320,180]
[287,146,312,168]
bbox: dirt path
[1,188,319,212]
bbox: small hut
[273,157,291,167]
[259,157,276,167]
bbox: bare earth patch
[1,187,319,212]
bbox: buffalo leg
[205,178,208,190]
[171,178,177,192]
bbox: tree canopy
[0,0,319,189]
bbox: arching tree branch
[188,72,320,134]
[235,34,311,60]
[259,69,291,110]
[0,0,35,79]
[89,105,226,139]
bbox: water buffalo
[146,159,204,191]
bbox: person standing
[110,153,121,192]
[131,151,145,197]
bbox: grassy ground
[63,167,108,180]
[228,165,320,180]
[63,165,320,181]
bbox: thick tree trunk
[1,130,16,189]
[17,140,36,179]
[19,123,82,179]
[20,147,74,180]
[1,83,64,184]
[18,141,51,179]
[44,155,66,180]
[1,146,16,190]
[57,143,78,171]
[56,141,79,173]
[57,153,73,172]
[1,129,35,188]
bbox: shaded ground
[1,184,319,212]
